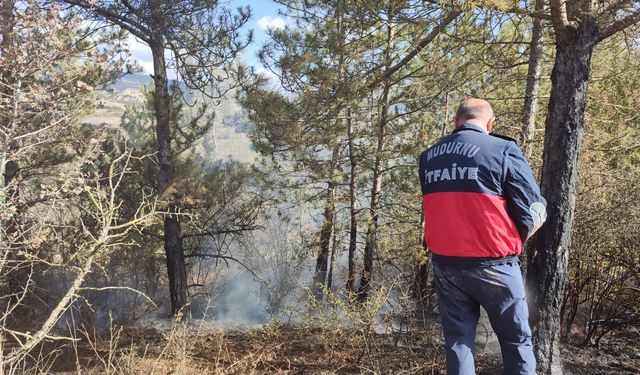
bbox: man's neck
[458,122,489,134]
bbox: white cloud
[256,67,286,93]
[137,60,155,74]
[127,34,150,54]
[256,16,286,31]
[256,67,277,81]
[132,59,177,80]
[127,36,177,79]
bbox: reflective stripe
[528,201,546,238]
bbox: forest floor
[561,329,640,375]
[29,322,640,374]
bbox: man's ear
[487,116,495,133]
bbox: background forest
[1,0,639,374]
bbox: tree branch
[597,0,634,16]
[2,328,80,343]
[422,0,552,20]
[480,1,552,20]
[78,286,158,308]
[183,226,262,239]
[4,252,96,364]
[185,253,268,286]
[550,0,576,31]
[63,0,150,42]
[598,8,640,43]
[367,10,462,89]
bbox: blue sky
[128,0,286,77]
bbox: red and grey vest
[419,124,547,258]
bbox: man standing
[419,98,546,375]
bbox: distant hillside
[83,73,255,163]
[107,73,153,91]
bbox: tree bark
[0,0,14,246]
[412,205,429,306]
[521,0,545,158]
[1,0,23,307]
[312,143,340,300]
[345,107,358,294]
[358,21,394,301]
[150,36,189,317]
[526,18,599,375]
[326,210,338,291]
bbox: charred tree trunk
[526,18,599,375]
[150,37,189,318]
[313,143,341,300]
[345,107,358,293]
[521,0,545,158]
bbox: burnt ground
[15,323,640,374]
[561,329,640,375]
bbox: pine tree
[524,2,640,373]
[63,0,251,317]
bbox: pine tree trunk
[414,100,431,311]
[327,211,338,291]
[526,18,599,375]
[346,107,358,293]
[521,0,545,158]
[358,158,383,301]
[313,144,340,300]
[1,0,23,306]
[412,206,429,306]
[358,87,390,300]
[358,22,394,301]
[150,37,189,318]
[0,0,14,246]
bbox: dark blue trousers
[432,256,536,375]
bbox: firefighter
[419,98,546,375]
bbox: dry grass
[7,315,639,374]
[40,324,447,375]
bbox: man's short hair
[455,99,492,123]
